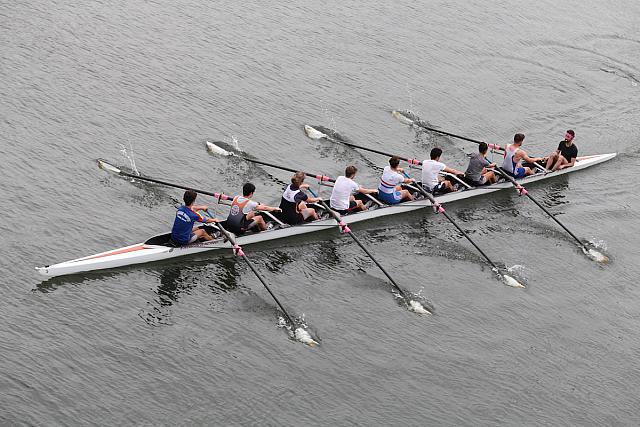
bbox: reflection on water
[140,258,240,326]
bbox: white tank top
[501,144,520,174]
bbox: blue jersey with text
[171,205,205,245]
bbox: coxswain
[226,183,281,234]
[329,165,378,215]
[171,190,220,246]
[463,142,497,186]
[279,171,321,225]
[421,148,465,194]
[501,133,545,178]
[545,130,578,171]
[377,156,414,204]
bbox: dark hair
[389,156,400,168]
[183,189,197,206]
[514,133,525,143]
[566,129,575,137]
[479,142,488,153]
[430,147,443,160]
[345,165,357,177]
[242,182,256,196]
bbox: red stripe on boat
[79,244,149,261]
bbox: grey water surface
[2,0,640,425]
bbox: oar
[304,125,425,165]
[206,143,431,314]
[307,188,431,314]
[98,159,318,345]
[389,113,606,262]
[213,222,318,346]
[206,141,384,207]
[391,110,506,152]
[98,159,234,202]
[401,172,524,287]
[392,111,555,173]
[302,128,523,287]
[489,168,608,263]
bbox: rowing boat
[35,152,616,278]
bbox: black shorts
[431,182,450,196]
[282,212,305,225]
[335,200,358,216]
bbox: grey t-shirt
[465,153,490,182]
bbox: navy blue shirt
[171,205,205,245]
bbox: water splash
[118,140,140,176]
[230,135,240,151]
[394,287,433,315]
[581,239,609,263]
[495,266,526,288]
[277,315,318,347]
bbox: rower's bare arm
[257,204,282,212]
[193,204,208,211]
[358,187,377,194]
[521,151,544,163]
[443,166,464,176]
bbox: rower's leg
[484,171,496,184]
[400,189,413,201]
[254,216,267,231]
[444,181,456,192]
[193,228,213,241]
[301,207,318,220]
[553,156,567,171]
[545,153,557,169]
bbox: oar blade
[303,125,327,140]
[584,247,609,264]
[294,327,319,347]
[97,159,122,175]
[502,274,525,288]
[391,110,416,125]
[408,299,432,315]
[205,140,236,156]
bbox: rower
[501,133,544,178]
[227,183,281,234]
[463,142,497,186]
[329,165,378,215]
[171,189,221,246]
[279,171,322,225]
[378,156,414,204]
[545,130,578,171]
[421,148,465,195]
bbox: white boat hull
[36,153,616,278]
